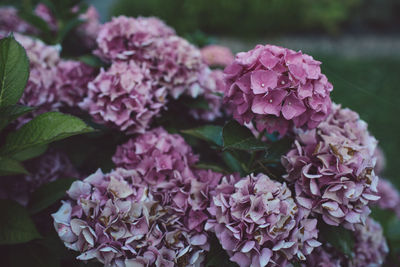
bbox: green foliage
[0,35,29,108]
[28,178,76,214]
[319,223,354,257]
[222,120,267,151]
[0,200,41,245]
[0,158,29,176]
[182,125,223,147]
[0,112,94,157]
[0,105,34,131]
[111,0,361,36]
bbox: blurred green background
[86,0,400,187]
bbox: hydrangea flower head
[282,104,379,229]
[95,16,175,61]
[376,178,400,218]
[201,45,234,68]
[53,168,212,266]
[190,69,226,121]
[306,218,388,267]
[80,61,166,134]
[55,60,97,107]
[207,173,320,266]
[0,7,38,34]
[224,44,333,136]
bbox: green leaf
[182,125,223,146]
[0,35,30,107]
[0,199,41,245]
[0,104,34,131]
[320,223,354,257]
[8,240,61,267]
[11,144,48,162]
[222,151,245,175]
[18,11,51,35]
[222,120,267,151]
[0,111,94,156]
[0,157,28,176]
[78,54,105,68]
[28,178,75,214]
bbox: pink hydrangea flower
[95,16,175,61]
[149,35,206,99]
[190,69,226,121]
[282,104,379,229]
[75,6,101,49]
[55,60,97,107]
[201,45,234,68]
[206,173,320,266]
[34,3,58,31]
[224,44,333,136]
[376,178,400,218]
[306,218,388,267]
[0,150,78,206]
[0,7,38,34]
[53,168,213,266]
[374,147,386,175]
[113,127,223,232]
[80,61,167,134]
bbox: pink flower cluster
[282,104,379,229]
[224,44,333,136]
[206,173,320,267]
[190,69,226,121]
[306,218,388,266]
[80,61,165,133]
[82,15,222,132]
[54,128,224,266]
[376,179,400,218]
[0,150,78,206]
[0,7,38,34]
[75,6,101,49]
[201,45,234,68]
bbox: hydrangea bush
[0,1,399,267]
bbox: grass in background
[318,55,400,188]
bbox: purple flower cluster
[306,218,388,267]
[0,150,78,206]
[376,179,400,218]
[75,6,101,49]
[95,16,175,61]
[80,61,166,133]
[53,168,210,266]
[282,104,379,229]
[55,60,97,108]
[0,7,38,34]
[55,128,224,266]
[206,173,320,266]
[224,44,333,136]
[82,15,217,132]
[190,69,226,121]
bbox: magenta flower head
[206,173,320,266]
[113,127,223,236]
[151,35,206,99]
[306,218,388,267]
[0,7,38,34]
[113,127,199,185]
[282,104,379,229]
[190,69,226,121]
[80,61,166,134]
[75,6,101,49]
[376,178,400,218]
[224,44,333,136]
[55,60,97,108]
[95,16,175,61]
[201,45,235,68]
[53,168,213,266]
